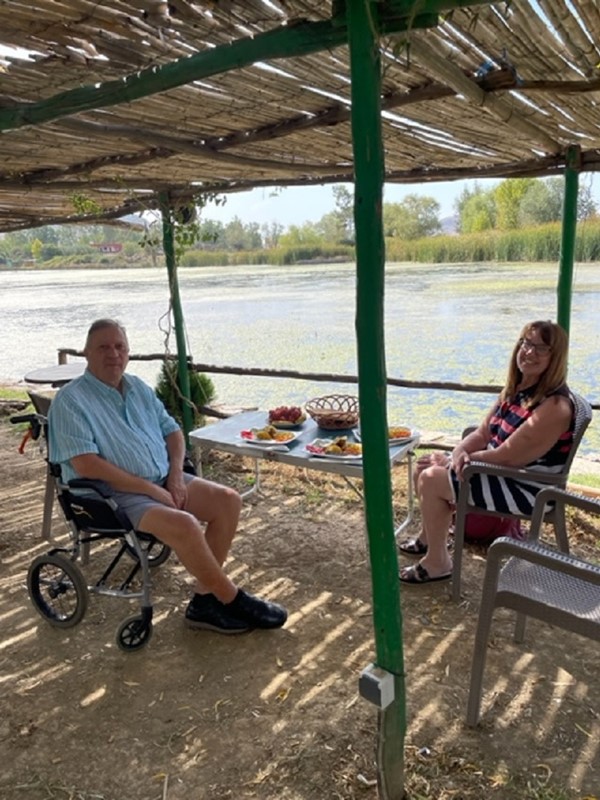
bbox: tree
[245,222,263,249]
[518,178,563,226]
[493,178,535,229]
[455,184,496,233]
[578,184,598,220]
[315,211,347,243]
[278,223,323,247]
[197,218,226,248]
[261,221,284,248]
[30,238,43,260]
[383,194,441,239]
[221,217,262,250]
[331,184,354,243]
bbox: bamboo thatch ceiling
[1,0,599,232]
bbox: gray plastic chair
[452,392,592,601]
[466,486,600,726]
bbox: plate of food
[305,436,363,460]
[267,405,307,429]
[240,425,300,445]
[354,425,417,445]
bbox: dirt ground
[1,419,599,800]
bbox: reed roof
[1,0,599,231]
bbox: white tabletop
[24,362,85,386]
[190,410,419,479]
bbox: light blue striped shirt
[48,370,180,485]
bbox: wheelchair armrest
[67,479,117,498]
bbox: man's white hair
[84,318,128,350]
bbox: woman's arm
[450,406,495,477]
[468,394,572,468]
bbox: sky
[203,179,480,228]
[202,173,600,228]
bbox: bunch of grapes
[269,405,304,423]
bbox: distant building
[90,242,123,253]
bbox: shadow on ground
[0,423,598,799]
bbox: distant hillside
[440,214,458,234]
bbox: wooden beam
[141,149,600,196]
[407,38,561,155]
[57,118,345,174]
[0,1,490,132]
[3,69,594,192]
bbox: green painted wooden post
[346,2,405,797]
[557,145,580,335]
[159,192,194,444]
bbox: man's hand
[166,470,187,509]
[146,482,179,508]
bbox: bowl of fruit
[268,405,307,429]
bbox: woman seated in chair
[399,319,574,584]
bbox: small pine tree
[156,361,216,428]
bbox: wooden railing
[57,348,600,412]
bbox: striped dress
[451,384,574,515]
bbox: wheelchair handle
[10,413,46,445]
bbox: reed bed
[385,220,600,264]
[178,221,600,268]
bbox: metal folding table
[190,410,420,537]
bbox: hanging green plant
[70,192,102,216]
[155,360,216,428]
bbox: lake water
[2,262,599,454]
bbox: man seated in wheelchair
[48,318,286,635]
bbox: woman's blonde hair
[502,320,568,408]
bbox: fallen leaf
[276,687,290,702]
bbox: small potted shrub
[156,361,216,428]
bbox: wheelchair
[12,410,178,652]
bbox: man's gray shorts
[112,472,196,530]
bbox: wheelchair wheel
[116,615,153,652]
[27,553,88,628]
[124,539,171,568]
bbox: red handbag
[464,513,523,544]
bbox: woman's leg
[414,464,455,576]
[406,453,451,548]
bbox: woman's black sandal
[399,563,452,584]
[398,537,428,556]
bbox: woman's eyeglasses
[518,337,551,356]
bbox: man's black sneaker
[184,593,250,635]
[226,589,287,629]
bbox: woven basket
[305,394,359,430]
